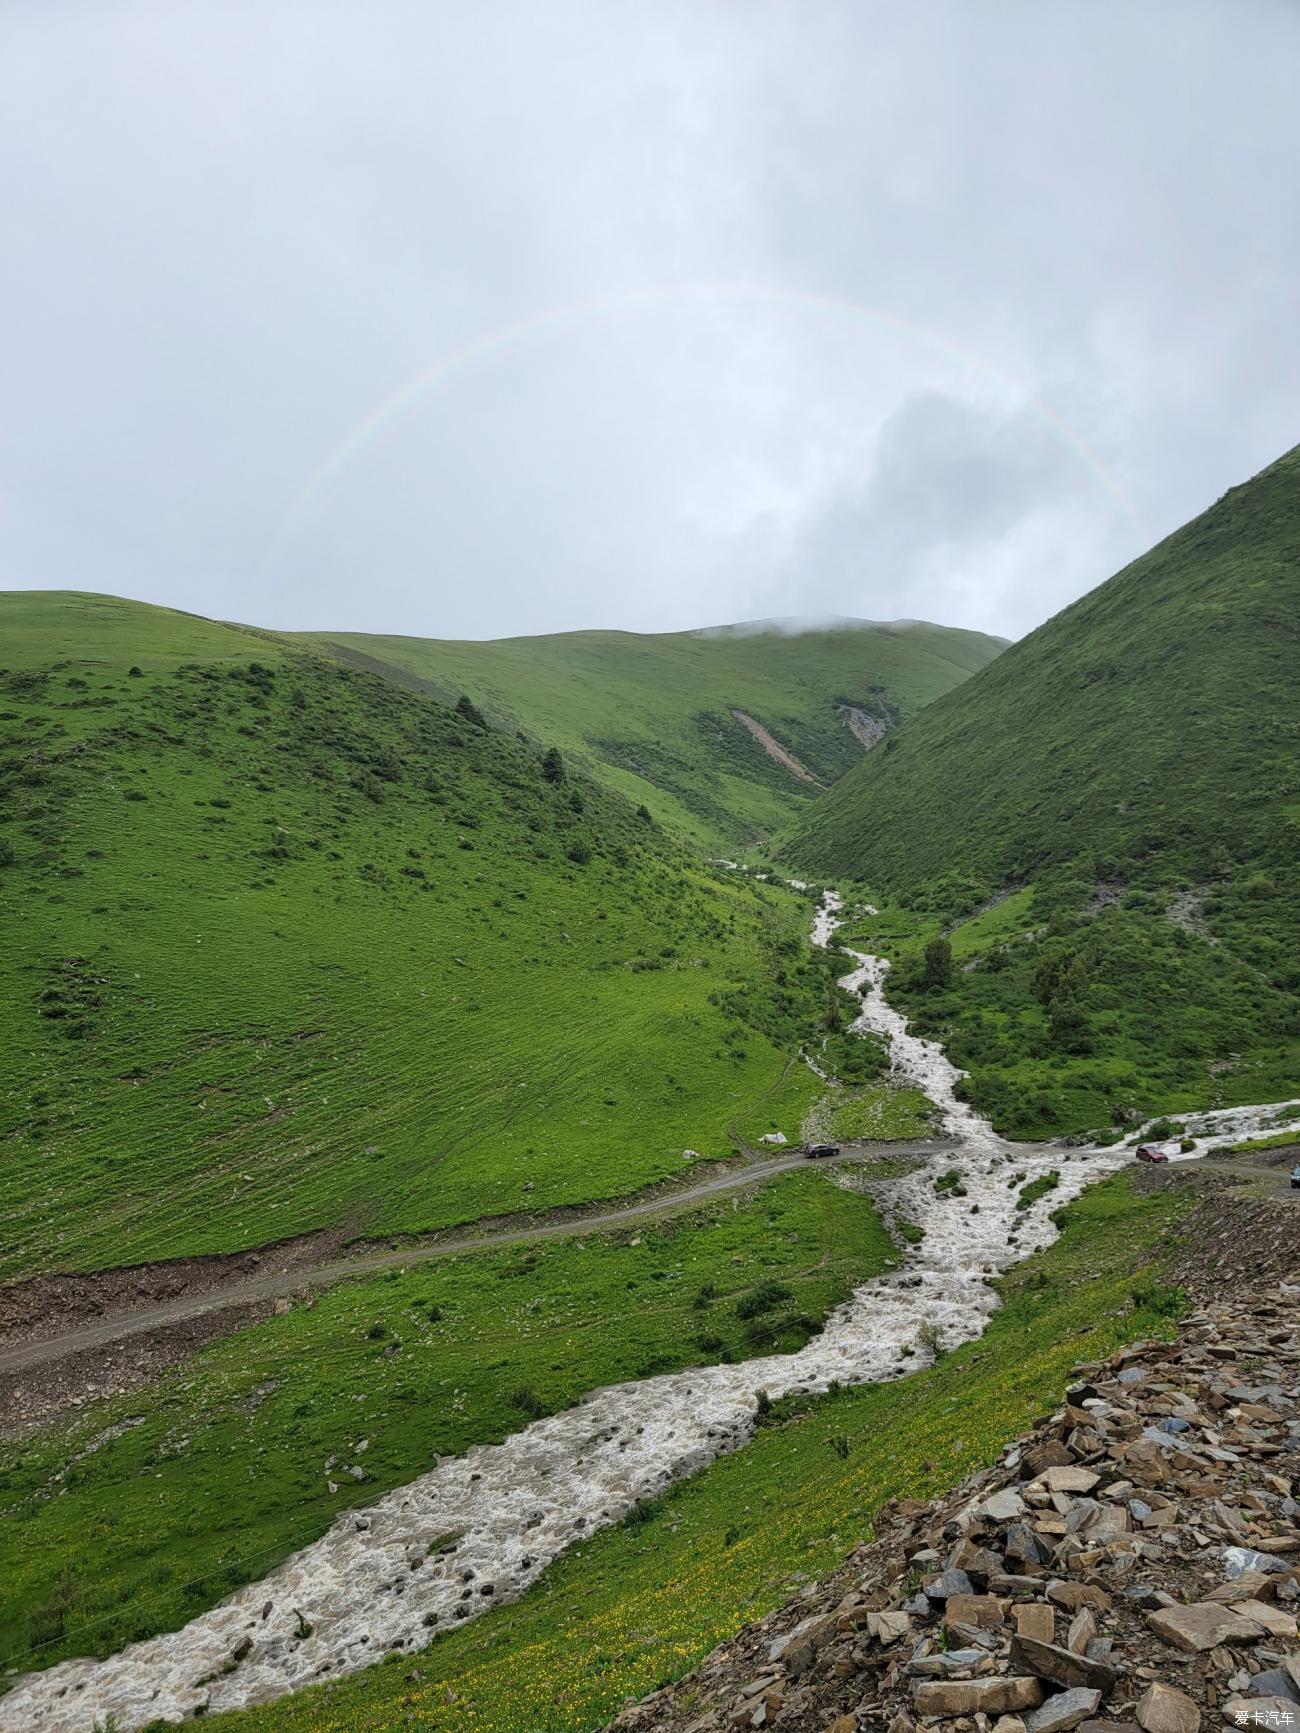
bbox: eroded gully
[6,889,1300,1731]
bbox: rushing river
[6,890,1298,1731]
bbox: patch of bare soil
[730,709,825,785]
[0,1299,275,1434]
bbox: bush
[921,935,953,990]
[735,1280,793,1320]
[915,1319,944,1360]
[455,694,487,729]
[566,842,592,865]
[0,835,14,867]
[509,1386,548,1419]
[127,666,143,678]
[541,746,565,784]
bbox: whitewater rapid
[7,891,1298,1731]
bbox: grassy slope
[785,447,1300,1138]
[0,593,868,1279]
[286,619,1003,850]
[1,1170,895,1675]
[202,1172,1191,1733]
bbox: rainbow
[269,283,1150,562]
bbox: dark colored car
[805,1142,840,1160]
[1135,1145,1170,1164]
[1290,1166,1300,1189]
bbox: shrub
[455,694,487,729]
[915,1319,944,1360]
[735,1280,793,1320]
[509,1386,548,1419]
[0,835,14,868]
[541,746,565,784]
[127,666,143,678]
[921,935,953,990]
[566,842,592,865]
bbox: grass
[848,887,1300,1140]
[783,445,1300,1137]
[287,619,1003,851]
[1227,1131,1300,1154]
[0,1171,894,1675]
[1015,1171,1060,1210]
[196,1170,1193,1733]
[810,1083,935,1144]
[0,593,867,1277]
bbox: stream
[6,890,1299,1730]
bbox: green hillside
[285,617,1003,849]
[0,592,871,1279]
[785,446,1300,1138]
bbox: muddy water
[6,893,1298,1731]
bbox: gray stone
[981,1489,1031,1522]
[1146,1602,1267,1651]
[1222,1544,1291,1578]
[1009,1634,1118,1696]
[923,1567,975,1602]
[1025,1688,1103,1732]
[1249,1669,1300,1705]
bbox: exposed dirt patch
[0,1299,274,1434]
[836,705,888,752]
[729,709,825,786]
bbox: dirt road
[0,1140,953,1378]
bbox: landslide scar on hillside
[729,709,825,785]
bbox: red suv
[1135,1145,1169,1164]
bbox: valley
[288,617,1002,851]
[2,875,1296,1730]
[1,447,1297,1733]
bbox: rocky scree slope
[608,1280,1300,1733]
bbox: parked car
[805,1142,840,1160]
[1290,1165,1300,1190]
[1135,1145,1169,1164]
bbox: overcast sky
[2,2,1297,642]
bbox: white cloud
[1,0,1297,639]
